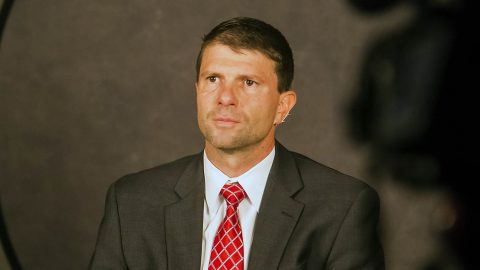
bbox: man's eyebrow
[199,71,221,78]
[237,74,263,82]
[198,71,265,82]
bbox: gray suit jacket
[90,142,384,269]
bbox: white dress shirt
[200,147,275,270]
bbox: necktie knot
[220,183,246,206]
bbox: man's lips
[213,117,240,126]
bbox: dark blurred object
[0,202,21,270]
[1,0,21,268]
[347,0,478,269]
[0,0,15,46]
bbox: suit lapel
[248,142,305,269]
[164,153,204,270]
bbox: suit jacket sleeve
[326,186,385,270]
[89,182,128,269]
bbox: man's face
[196,43,287,152]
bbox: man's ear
[274,90,297,125]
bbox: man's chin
[209,140,241,151]
[205,136,249,152]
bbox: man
[90,17,384,269]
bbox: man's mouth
[213,117,240,126]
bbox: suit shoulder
[113,152,201,194]
[290,151,374,196]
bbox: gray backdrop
[0,1,452,269]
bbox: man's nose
[217,82,238,106]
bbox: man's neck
[204,139,275,178]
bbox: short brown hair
[195,17,294,92]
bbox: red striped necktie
[208,183,246,270]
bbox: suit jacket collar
[248,141,305,269]
[164,141,305,269]
[164,152,205,270]
[269,141,304,196]
[174,151,204,198]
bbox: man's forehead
[204,43,275,61]
[201,45,275,73]
[201,44,275,69]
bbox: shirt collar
[203,147,275,215]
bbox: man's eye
[245,79,256,86]
[207,76,217,83]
